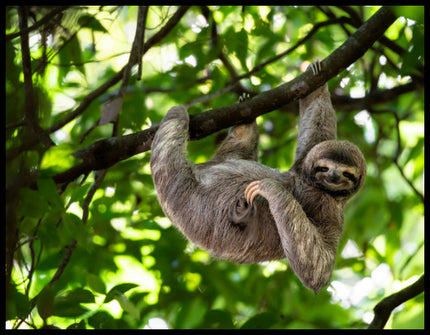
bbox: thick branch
[53,6,398,185]
[368,274,424,329]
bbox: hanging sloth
[150,61,366,294]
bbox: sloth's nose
[328,170,341,182]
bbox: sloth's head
[304,140,366,199]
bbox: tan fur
[150,63,366,294]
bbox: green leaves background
[6,6,423,329]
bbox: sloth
[150,61,366,294]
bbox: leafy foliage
[6,6,424,329]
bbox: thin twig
[367,274,424,329]
[237,16,352,81]
[48,239,77,287]
[82,169,107,224]
[6,6,68,40]
[391,109,424,203]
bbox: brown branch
[52,7,398,186]
[53,129,156,184]
[368,274,424,329]
[27,238,78,320]
[332,78,423,112]
[48,239,77,287]
[6,6,69,40]
[237,16,352,81]
[119,6,148,96]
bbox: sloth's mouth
[326,181,347,189]
[316,182,351,198]
[316,180,348,192]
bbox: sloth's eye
[316,166,329,173]
[343,172,356,181]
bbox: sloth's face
[313,158,359,193]
[304,140,366,198]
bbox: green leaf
[36,286,57,320]
[224,27,248,71]
[88,311,116,329]
[68,183,91,205]
[61,213,85,245]
[104,283,138,303]
[389,6,424,24]
[5,40,20,87]
[52,288,94,317]
[40,143,78,173]
[78,14,108,32]
[57,35,85,81]
[37,177,63,210]
[240,311,278,329]
[18,188,49,218]
[86,273,106,294]
[37,219,62,250]
[235,28,249,70]
[67,320,87,329]
[6,285,30,320]
[174,298,207,329]
[399,24,424,75]
[114,292,140,320]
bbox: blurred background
[6,6,424,329]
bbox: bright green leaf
[104,283,138,303]
[40,143,78,173]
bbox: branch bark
[53,6,398,185]
[367,274,424,329]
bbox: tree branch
[48,239,77,287]
[7,6,69,40]
[367,274,424,329]
[332,78,423,112]
[236,16,352,81]
[52,6,398,185]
